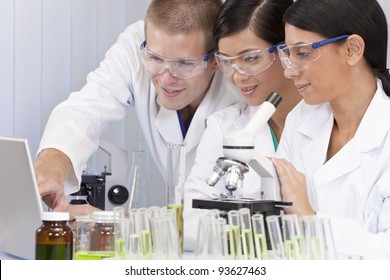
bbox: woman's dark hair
[213,0,293,47]
[284,0,390,96]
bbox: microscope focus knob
[108,185,129,205]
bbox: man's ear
[345,34,365,66]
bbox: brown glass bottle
[35,212,73,260]
[89,211,115,252]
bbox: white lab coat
[276,80,390,259]
[184,103,276,251]
[38,20,240,195]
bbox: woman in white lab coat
[183,0,302,251]
[273,0,390,259]
[35,0,240,213]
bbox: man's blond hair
[145,0,223,51]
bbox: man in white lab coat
[34,0,240,215]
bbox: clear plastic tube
[238,208,255,260]
[251,213,267,260]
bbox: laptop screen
[0,137,43,259]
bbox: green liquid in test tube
[228,210,242,260]
[229,226,241,260]
[254,234,267,260]
[239,208,255,260]
[134,208,152,259]
[141,231,152,258]
[282,214,304,260]
[166,143,186,255]
[115,238,126,258]
[310,237,323,260]
[252,213,267,260]
[167,204,184,254]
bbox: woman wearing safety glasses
[183,0,302,251]
[273,0,390,259]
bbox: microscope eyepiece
[266,92,283,109]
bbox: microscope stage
[192,198,291,215]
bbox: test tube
[228,210,242,260]
[165,208,181,259]
[281,214,304,260]
[113,207,128,259]
[195,215,212,259]
[321,218,337,260]
[134,208,152,259]
[208,210,222,256]
[148,206,162,254]
[218,218,230,259]
[251,214,268,260]
[266,215,285,260]
[152,216,168,259]
[300,216,326,260]
[129,233,141,259]
[238,208,255,260]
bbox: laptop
[0,137,43,259]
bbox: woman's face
[217,28,290,106]
[282,23,349,105]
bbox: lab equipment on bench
[192,92,291,219]
[69,139,129,210]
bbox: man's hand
[35,148,72,209]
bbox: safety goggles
[214,42,283,77]
[277,35,350,72]
[140,41,214,79]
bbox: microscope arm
[248,150,281,201]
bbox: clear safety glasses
[139,41,215,80]
[277,35,350,72]
[214,42,283,77]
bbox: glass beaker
[74,211,116,260]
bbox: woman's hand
[272,157,315,215]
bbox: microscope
[192,92,291,216]
[69,140,130,210]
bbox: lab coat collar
[299,80,390,187]
[354,81,390,152]
[155,106,184,144]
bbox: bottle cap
[41,212,70,221]
[92,211,117,222]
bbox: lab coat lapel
[155,107,183,144]
[183,90,216,156]
[310,83,390,188]
[299,104,334,183]
[313,140,361,187]
[183,110,206,156]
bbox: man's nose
[158,65,179,82]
